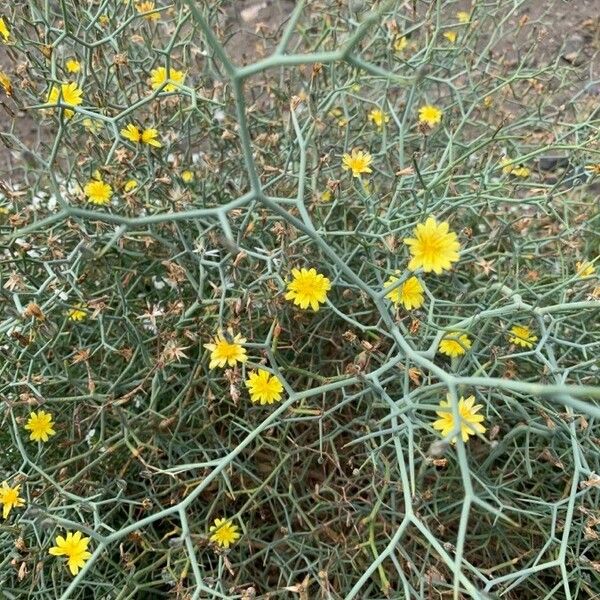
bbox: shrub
[0,0,599,598]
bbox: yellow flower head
[84,178,113,205]
[576,261,596,278]
[66,58,81,74]
[121,123,141,143]
[68,304,87,321]
[209,518,240,549]
[0,482,25,519]
[368,108,389,129]
[585,163,600,175]
[500,157,529,178]
[0,71,12,95]
[285,267,331,311]
[418,104,443,127]
[457,11,470,23]
[204,330,247,369]
[511,165,530,178]
[500,156,513,175]
[0,17,9,42]
[404,217,460,274]
[439,332,472,358]
[49,531,92,576]
[136,1,160,20]
[124,179,138,192]
[24,410,56,442]
[121,124,162,147]
[341,149,373,178]
[384,275,424,310]
[320,189,332,202]
[181,170,194,183]
[508,325,537,349]
[47,82,83,119]
[246,369,284,405]
[150,66,185,92]
[393,35,407,53]
[433,395,486,444]
[141,128,161,147]
[443,31,457,43]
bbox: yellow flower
[150,66,185,92]
[585,163,600,175]
[404,217,460,274]
[368,108,389,129]
[121,124,141,143]
[341,149,373,178]
[124,179,138,192]
[99,14,110,27]
[209,518,240,549]
[320,189,332,202]
[0,71,12,95]
[439,332,471,357]
[47,82,84,119]
[500,157,529,178]
[0,482,25,519]
[508,325,537,349]
[121,124,162,147]
[433,395,486,444]
[24,410,56,442]
[393,35,407,53]
[0,17,9,42]
[576,261,596,278]
[68,305,87,321]
[136,1,160,20]
[49,531,92,576]
[384,275,424,310]
[141,128,161,147]
[181,170,194,183]
[511,165,530,178]
[84,178,113,205]
[500,156,513,175]
[66,58,81,73]
[457,11,470,23]
[443,31,457,43]
[204,330,247,369]
[418,104,443,127]
[246,369,284,405]
[285,267,331,311]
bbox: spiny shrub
[0,1,599,598]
